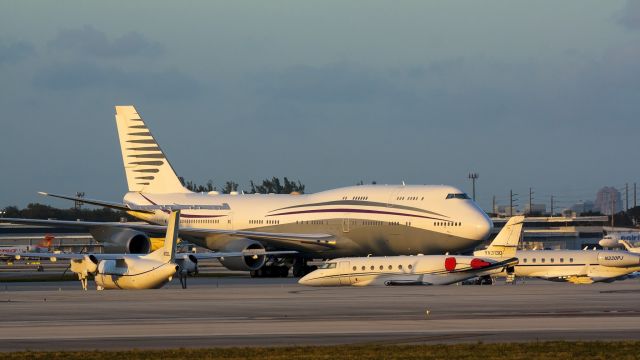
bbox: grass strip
[4,341,640,360]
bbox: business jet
[14,211,294,290]
[1,105,493,277]
[478,229,640,284]
[599,232,640,253]
[298,216,523,286]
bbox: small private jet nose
[298,261,341,286]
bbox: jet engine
[69,255,99,275]
[176,254,199,275]
[598,252,640,267]
[68,255,99,290]
[89,227,151,254]
[218,239,266,271]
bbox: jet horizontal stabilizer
[38,192,154,214]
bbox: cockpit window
[446,193,471,200]
[319,262,337,269]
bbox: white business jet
[299,216,524,286]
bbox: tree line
[1,177,307,220]
[1,203,132,222]
[180,177,305,195]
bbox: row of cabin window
[296,220,402,226]
[363,220,383,226]
[396,196,424,201]
[341,196,370,201]
[522,257,574,264]
[296,220,328,225]
[434,221,461,227]
[353,264,413,271]
[180,219,220,224]
[249,220,280,225]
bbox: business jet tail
[619,240,640,254]
[474,215,524,258]
[114,105,190,194]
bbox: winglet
[474,215,524,258]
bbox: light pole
[468,173,479,202]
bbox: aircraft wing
[459,257,519,273]
[188,250,298,259]
[15,250,298,261]
[12,252,147,261]
[0,218,337,248]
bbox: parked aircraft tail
[474,215,524,258]
[114,105,190,194]
[619,240,640,254]
[147,210,180,262]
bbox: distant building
[525,203,546,215]
[570,201,596,215]
[496,205,519,217]
[594,187,622,215]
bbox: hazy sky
[1,1,640,211]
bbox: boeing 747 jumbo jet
[298,216,523,286]
[1,106,493,277]
[14,210,294,290]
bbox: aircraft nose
[470,211,493,241]
[298,273,313,285]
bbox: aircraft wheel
[279,266,290,277]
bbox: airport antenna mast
[510,190,518,217]
[74,192,85,211]
[468,173,479,201]
[626,183,629,212]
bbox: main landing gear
[292,257,317,278]
[250,265,290,278]
[179,270,188,289]
[249,257,317,278]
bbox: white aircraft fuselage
[124,184,493,257]
[300,215,524,286]
[298,255,515,286]
[93,256,179,290]
[506,249,640,283]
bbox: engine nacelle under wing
[176,254,198,275]
[218,239,266,271]
[69,255,99,275]
[89,227,151,254]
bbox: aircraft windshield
[446,193,471,200]
[319,262,337,269]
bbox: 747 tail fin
[114,106,190,194]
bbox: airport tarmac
[0,277,639,351]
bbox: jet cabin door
[342,216,350,233]
[338,261,352,285]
